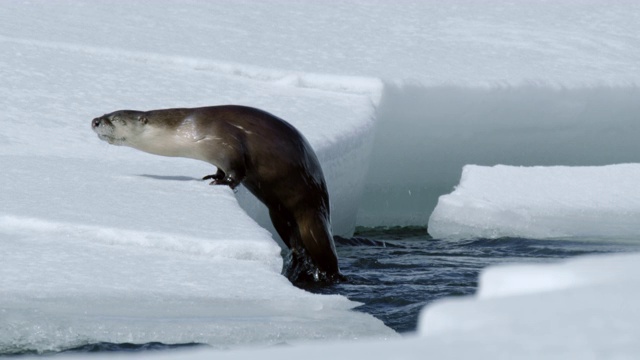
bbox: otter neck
[125,124,209,161]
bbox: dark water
[320,227,640,333]
[5,227,639,356]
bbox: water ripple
[312,227,640,333]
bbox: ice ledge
[0,35,383,100]
[17,251,640,359]
[428,163,640,240]
[358,84,640,227]
[415,251,640,358]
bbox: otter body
[92,105,342,284]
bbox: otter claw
[203,174,222,181]
[206,175,238,190]
[207,178,228,186]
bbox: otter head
[91,109,209,160]
[91,110,149,146]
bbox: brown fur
[92,105,343,284]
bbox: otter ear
[137,116,148,125]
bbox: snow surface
[0,2,392,354]
[22,252,640,360]
[0,57,393,350]
[429,164,640,240]
[3,0,640,358]
[4,0,640,84]
[3,0,640,224]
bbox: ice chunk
[417,252,640,358]
[429,164,640,240]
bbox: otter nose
[92,117,101,128]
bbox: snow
[429,164,640,240]
[3,0,640,358]
[0,2,391,354]
[4,0,639,84]
[416,251,640,358]
[1,100,392,352]
[20,252,640,359]
[4,0,640,225]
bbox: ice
[358,85,640,226]
[0,39,378,237]
[4,1,640,225]
[3,0,640,357]
[4,0,639,84]
[0,156,395,353]
[0,3,393,353]
[429,164,640,240]
[416,252,640,358]
[24,253,640,359]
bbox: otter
[91,105,343,284]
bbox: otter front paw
[206,177,234,187]
[203,168,241,191]
[203,168,226,184]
